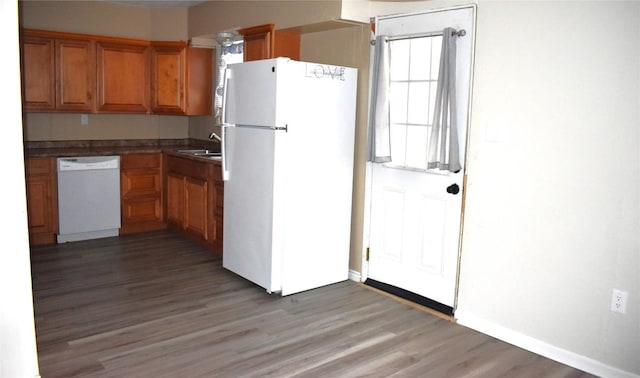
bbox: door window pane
[390,40,410,81]
[390,123,407,166]
[389,82,408,124]
[409,38,431,80]
[407,82,429,125]
[406,125,428,170]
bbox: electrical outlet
[80,114,88,125]
[610,289,628,314]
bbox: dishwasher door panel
[57,156,121,243]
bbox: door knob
[446,183,460,195]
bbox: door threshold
[361,279,455,322]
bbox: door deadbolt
[446,183,460,195]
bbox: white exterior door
[366,6,475,311]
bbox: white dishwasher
[57,156,121,243]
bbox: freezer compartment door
[224,58,288,128]
[222,126,283,293]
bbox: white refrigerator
[221,58,358,296]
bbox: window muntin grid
[388,36,443,171]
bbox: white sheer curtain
[367,35,392,163]
[428,28,461,173]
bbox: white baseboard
[348,269,361,282]
[455,310,639,378]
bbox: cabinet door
[273,30,300,61]
[212,164,224,252]
[97,41,150,113]
[185,47,212,115]
[26,176,53,234]
[185,177,208,240]
[151,43,186,114]
[166,173,185,226]
[122,197,161,226]
[120,154,163,234]
[56,39,95,112]
[151,44,212,115]
[239,24,274,61]
[25,157,57,246]
[21,35,55,111]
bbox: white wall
[0,0,40,376]
[455,1,639,376]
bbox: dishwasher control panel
[58,156,120,171]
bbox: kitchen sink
[177,149,222,158]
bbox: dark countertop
[24,139,221,162]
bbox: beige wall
[19,1,188,40]
[188,1,342,38]
[23,113,189,141]
[19,1,190,141]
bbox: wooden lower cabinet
[212,164,224,253]
[25,157,58,245]
[165,154,223,253]
[120,153,164,234]
[166,173,185,226]
[24,152,223,250]
[184,177,209,239]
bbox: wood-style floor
[30,231,593,377]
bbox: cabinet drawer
[121,170,161,197]
[121,152,161,169]
[122,198,162,222]
[167,156,208,180]
[25,157,54,176]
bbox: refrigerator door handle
[221,125,230,181]
[221,67,233,181]
[221,68,233,128]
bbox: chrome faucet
[209,131,222,143]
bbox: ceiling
[106,1,206,8]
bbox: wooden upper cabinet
[185,47,213,115]
[21,34,55,110]
[240,24,274,62]
[96,39,150,113]
[20,29,210,116]
[151,42,185,114]
[151,42,212,115]
[238,24,300,62]
[21,30,95,112]
[273,30,301,61]
[56,39,95,112]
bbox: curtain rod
[370,29,466,45]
